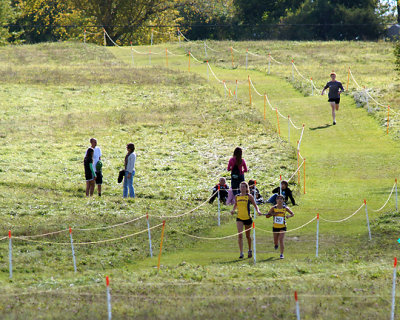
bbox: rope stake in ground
[364,200,372,240]
[295,291,301,320]
[157,221,166,272]
[253,222,256,265]
[106,276,112,320]
[69,227,77,273]
[391,257,397,320]
[218,185,221,226]
[146,214,153,258]
[9,230,12,279]
[316,214,319,257]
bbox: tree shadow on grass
[309,124,332,131]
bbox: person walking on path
[90,138,102,197]
[84,147,96,197]
[231,181,261,259]
[265,194,294,259]
[123,143,136,198]
[321,72,344,125]
[227,147,248,195]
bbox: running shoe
[239,253,244,259]
[280,254,284,259]
[274,245,279,250]
[333,121,336,125]
[248,250,252,258]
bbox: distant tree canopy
[0,0,398,44]
[0,1,16,44]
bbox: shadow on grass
[216,256,277,264]
[309,124,332,131]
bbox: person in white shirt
[123,143,136,198]
[90,138,102,196]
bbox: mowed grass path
[112,44,400,259]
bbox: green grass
[0,40,400,319]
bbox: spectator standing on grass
[84,147,96,197]
[321,71,344,125]
[123,143,136,198]
[90,138,102,197]
[227,147,248,195]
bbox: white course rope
[287,159,305,183]
[270,55,283,65]
[189,52,202,63]
[256,216,317,234]
[207,62,223,83]
[171,227,249,240]
[178,30,192,42]
[74,215,147,231]
[292,63,310,82]
[13,223,163,245]
[319,203,365,223]
[371,182,396,212]
[103,29,122,48]
[205,42,222,53]
[349,69,363,90]
[16,229,69,239]
[158,191,218,219]
[166,49,186,57]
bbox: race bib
[274,216,284,225]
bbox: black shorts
[328,98,340,104]
[273,227,287,233]
[95,172,103,185]
[236,218,253,225]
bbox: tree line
[0,0,398,45]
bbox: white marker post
[311,78,313,96]
[253,180,257,220]
[268,53,271,74]
[103,29,106,46]
[279,175,282,195]
[235,80,238,100]
[394,178,398,211]
[223,81,226,98]
[151,28,153,46]
[253,222,256,264]
[391,257,397,320]
[69,227,77,273]
[204,41,207,59]
[9,230,12,279]
[364,199,372,240]
[245,49,248,70]
[291,60,294,82]
[295,291,301,320]
[206,61,209,81]
[130,42,134,67]
[84,29,86,44]
[217,185,221,227]
[316,213,319,257]
[146,214,153,257]
[106,276,112,320]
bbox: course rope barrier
[158,192,218,219]
[256,216,317,234]
[371,182,396,212]
[207,62,223,83]
[319,203,365,223]
[171,227,249,240]
[13,223,163,246]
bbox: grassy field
[0,40,400,319]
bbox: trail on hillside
[110,44,400,263]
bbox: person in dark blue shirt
[321,72,344,125]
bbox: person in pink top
[227,147,248,195]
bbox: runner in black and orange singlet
[231,181,261,259]
[265,194,294,259]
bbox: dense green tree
[70,0,181,45]
[279,0,384,40]
[0,0,16,45]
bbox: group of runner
[228,72,342,260]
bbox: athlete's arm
[248,194,261,215]
[231,197,237,215]
[285,207,294,218]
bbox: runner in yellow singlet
[231,181,261,259]
[266,194,294,259]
